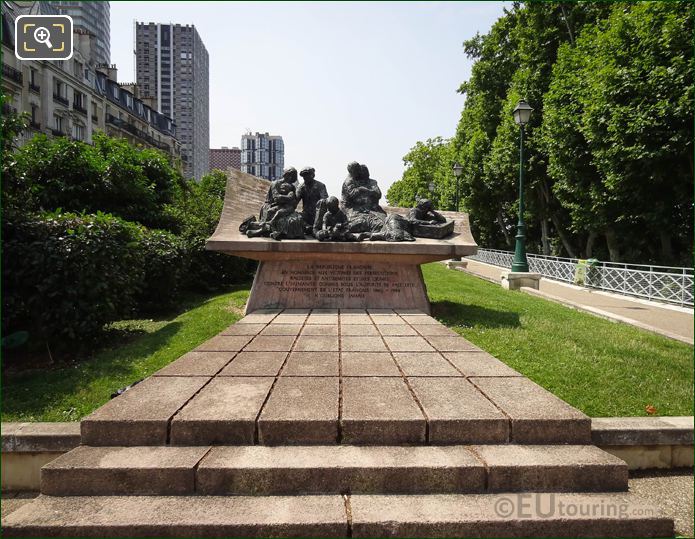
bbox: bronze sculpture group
[240,162,454,242]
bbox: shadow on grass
[432,300,521,329]
[1,320,184,419]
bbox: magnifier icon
[33,26,53,49]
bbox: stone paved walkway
[80,308,591,447]
[462,260,694,344]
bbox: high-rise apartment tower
[135,22,209,180]
[241,132,284,181]
[53,1,110,65]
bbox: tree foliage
[388,2,693,264]
[2,123,252,354]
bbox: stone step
[2,493,672,537]
[41,444,627,496]
[81,373,591,446]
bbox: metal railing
[2,63,23,84]
[468,248,694,307]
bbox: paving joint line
[253,309,311,444]
[192,446,214,494]
[337,310,344,444]
[467,377,514,443]
[342,493,353,537]
[163,312,282,444]
[465,445,490,492]
[372,310,430,442]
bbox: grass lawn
[2,286,250,422]
[2,264,692,421]
[423,262,693,417]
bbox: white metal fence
[468,248,694,307]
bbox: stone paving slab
[340,353,400,377]
[258,377,339,444]
[471,376,591,444]
[471,444,628,492]
[293,335,339,352]
[393,352,461,377]
[341,377,426,444]
[282,352,339,376]
[196,445,485,495]
[271,314,308,325]
[259,324,303,336]
[443,351,523,377]
[195,335,254,352]
[2,495,348,537]
[153,352,235,377]
[424,336,479,352]
[220,324,266,336]
[339,324,379,336]
[218,352,288,376]
[349,493,673,538]
[300,325,339,335]
[384,336,436,352]
[408,377,509,443]
[341,336,388,352]
[244,335,296,352]
[236,311,279,324]
[340,314,372,325]
[170,377,274,445]
[42,446,210,496]
[81,377,210,446]
[377,324,418,336]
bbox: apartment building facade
[1,2,179,161]
[210,146,241,172]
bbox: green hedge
[3,212,144,344]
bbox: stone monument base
[246,260,430,314]
[501,270,542,290]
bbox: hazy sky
[110,1,506,196]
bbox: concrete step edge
[2,493,672,538]
[41,444,628,496]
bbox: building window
[72,124,84,140]
[53,115,63,133]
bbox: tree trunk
[497,211,513,247]
[549,212,577,258]
[605,228,620,262]
[585,231,597,258]
[659,231,673,264]
[540,218,551,255]
[538,178,577,258]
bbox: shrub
[136,228,187,313]
[2,211,144,347]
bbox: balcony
[73,103,88,115]
[29,83,40,94]
[53,93,69,106]
[29,121,41,130]
[2,64,23,85]
[51,128,66,137]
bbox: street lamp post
[511,100,533,273]
[452,162,463,212]
[451,162,464,261]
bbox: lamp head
[513,100,533,126]
[452,163,464,178]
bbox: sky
[110,1,506,197]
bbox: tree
[542,2,693,263]
[386,137,455,210]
